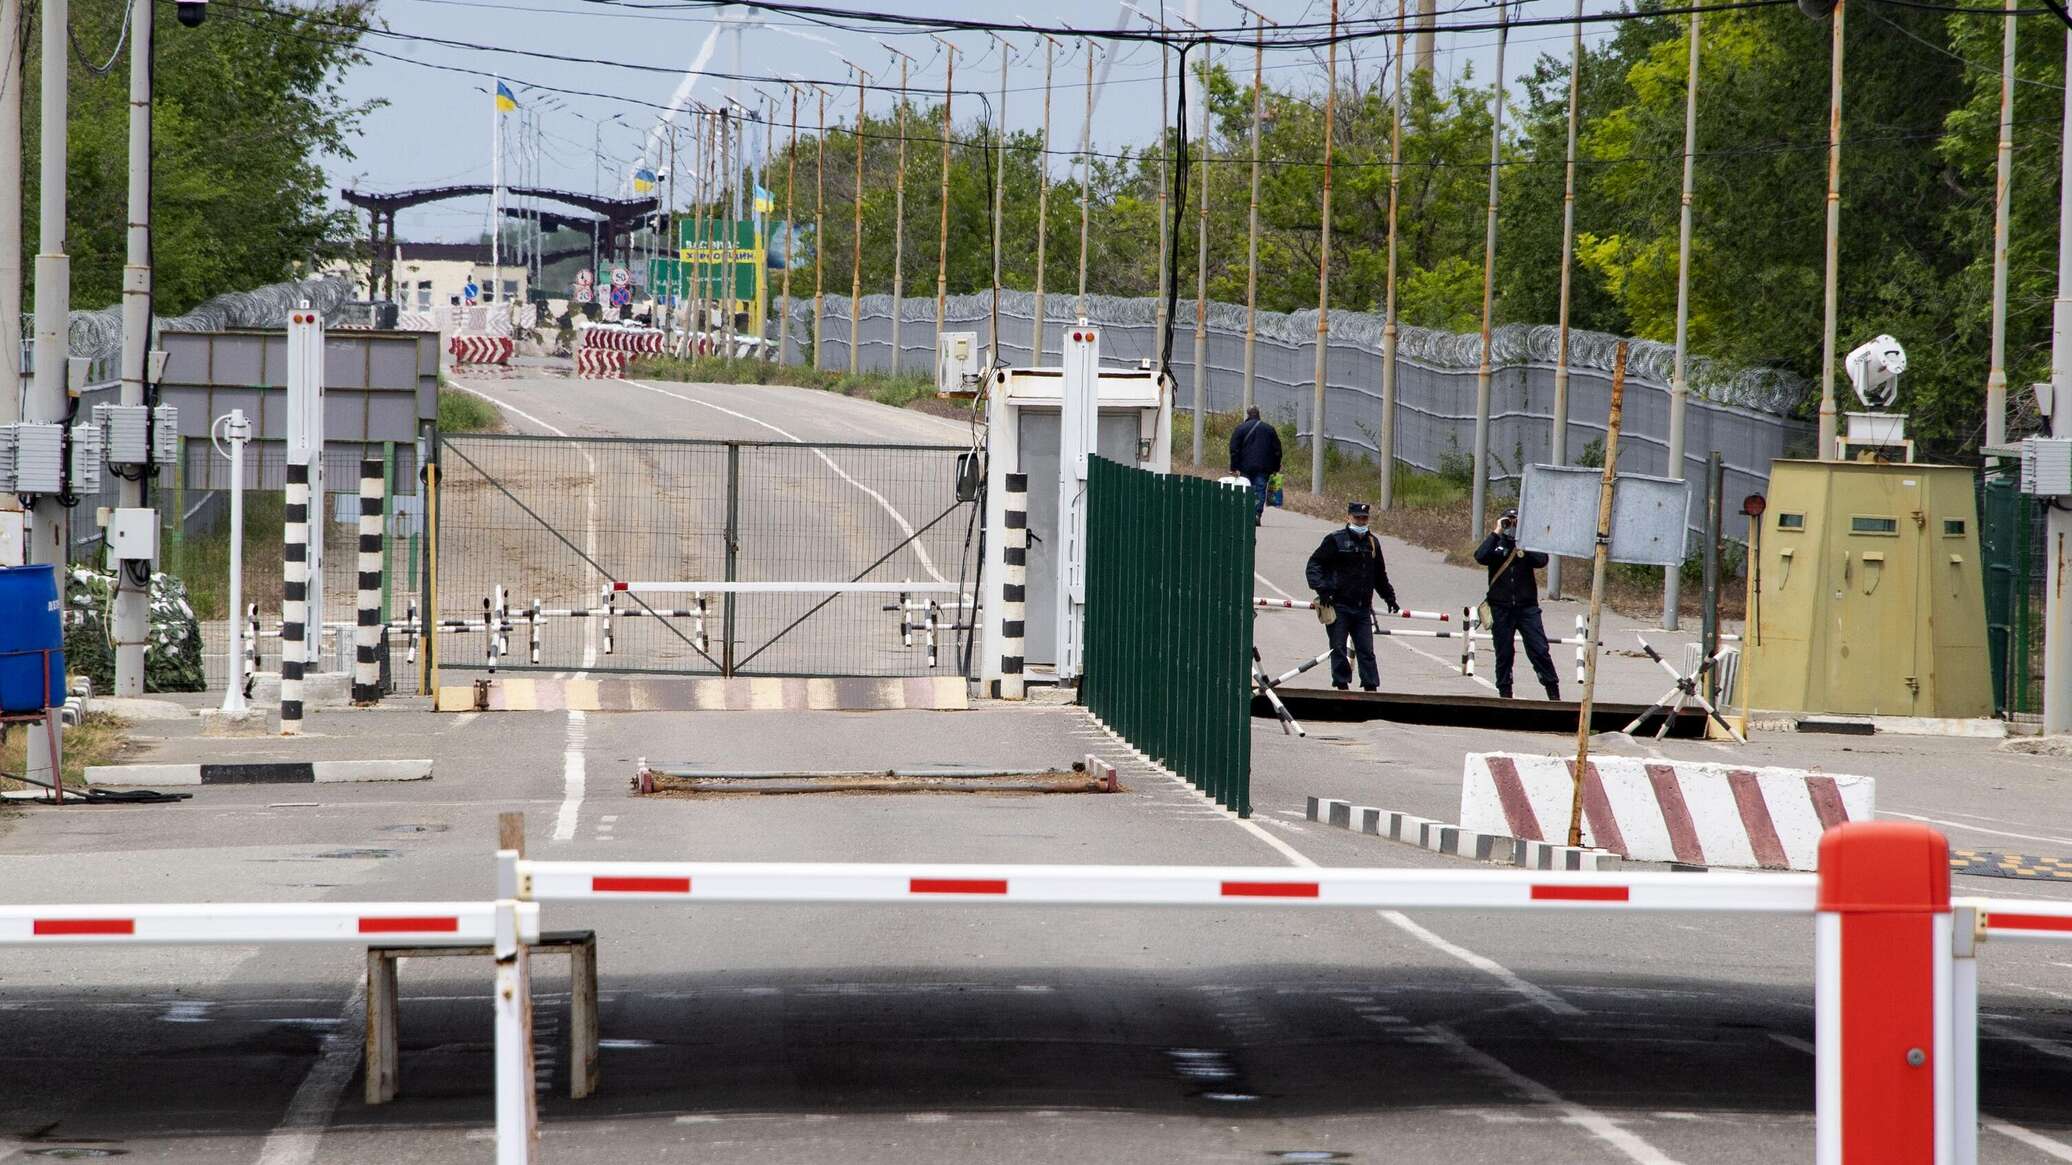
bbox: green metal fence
[1979,472,2047,717]
[1081,457,1253,816]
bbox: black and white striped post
[353,459,385,705]
[997,472,1028,700]
[281,462,310,735]
[243,603,259,699]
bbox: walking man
[1473,508,1561,701]
[1227,406,1282,526]
[1305,501,1400,691]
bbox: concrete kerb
[86,759,434,786]
[1305,795,1620,872]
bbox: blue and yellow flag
[494,81,518,112]
[633,167,658,194]
[753,184,775,213]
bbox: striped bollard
[281,463,310,735]
[529,599,542,666]
[243,602,259,699]
[1814,821,1953,1165]
[1575,613,1588,685]
[998,473,1028,700]
[602,587,615,656]
[924,600,940,670]
[404,598,419,666]
[352,459,384,705]
[1460,606,1477,678]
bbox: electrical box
[979,336,1174,680]
[2019,436,2072,497]
[935,331,981,395]
[106,507,158,561]
[0,426,16,493]
[1741,460,1990,719]
[12,423,63,494]
[68,423,103,492]
[92,403,179,466]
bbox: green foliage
[63,568,205,694]
[437,386,504,433]
[28,0,376,313]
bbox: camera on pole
[176,0,205,27]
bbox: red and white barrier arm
[0,901,539,944]
[610,581,963,595]
[1968,896,2072,943]
[1252,597,1453,622]
[519,860,1818,913]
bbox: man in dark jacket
[1473,508,1561,700]
[1305,501,1400,691]
[1227,406,1282,525]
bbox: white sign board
[1516,463,1691,568]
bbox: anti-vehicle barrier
[1081,456,1252,815]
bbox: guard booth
[979,326,1172,686]
[1744,459,1991,718]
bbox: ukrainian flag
[494,81,517,112]
[754,184,775,214]
[633,167,658,194]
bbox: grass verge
[2,712,134,792]
[438,382,505,433]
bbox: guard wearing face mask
[1474,508,1561,701]
[1305,501,1400,691]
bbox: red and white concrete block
[1460,753,1874,871]
[575,349,628,379]
[449,335,514,365]
[579,325,665,354]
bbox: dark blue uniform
[1306,527,1398,691]
[1227,417,1283,523]
[1473,531,1560,700]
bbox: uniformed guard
[1304,501,1400,692]
[1473,508,1562,701]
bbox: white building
[327,242,531,312]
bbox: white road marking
[1424,1023,1684,1165]
[1254,571,1297,601]
[254,984,366,1165]
[1984,1020,2072,1064]
[1881,811,2072,849]
[447,711,479,731]
[1768,1033,1816,1056]
[450,378,601,841]
[623,378,952,585]
[1987,1120,2072,1161]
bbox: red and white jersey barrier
[0,901,537,945]
[575,349,628,379]
[449,335,514,366]
[578,325,665,354]
[1460,752,1873,871]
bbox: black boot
[1497,687,1512,699]
[1543,681,1561,701]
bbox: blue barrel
[0,564,62,652]
[0,649,65,713]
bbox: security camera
[1845,334,1906,409]
[1796,0,1836,16]
[175,0,205,27]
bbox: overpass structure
[342,185,659,299]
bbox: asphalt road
[0,371,2065,1164]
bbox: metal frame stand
[1624,634,1745,741]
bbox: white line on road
[254,984,367,1165]
[1424,1023,1685,1165]
[554,710,588,843]
[1988,1120,2072,1161]
[1881,811,2072,850]
[622,378,952,585]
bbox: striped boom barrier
[280,462,310,735]
[578,325,666,353]
[1254,598,1454,621]
[0,901,537,945]
[999,472,1028,700]
[353,459,385,704]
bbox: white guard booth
[980,325,1172,686]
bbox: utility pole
[1190,10,1212,468]
[933,36,957,348]
[0,0,24,432]
[1468,0,1509,538]
[1817,0,1846,459]
[1380,0,1405,508]
[2042,21,2072,735]
[813,86,826,370]
[28,0,71,783]
[1154,9,1171,357]
[781,89,798,363]
[844,61,870,376]
[989,33,1011,370]
[1985,0,2016,460]
[1032,33,1057,364]
[884,45,914,374]
[1077,44,1095,318]
[693,110,708,339]
[1415,0,1436,75]
[114,0,158,696]
[1548,0,1583,599]
[1311,0,1338,495]
[1235,4,1272,415]
[1664,0,1701,630]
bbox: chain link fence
[791,290,1816,545]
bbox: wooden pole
[1032,35,1055,363]
[813,86,826,370]
[1310,0,1338,495]
[935,40,956,345]
[1379,0,1406,508]
[850,64,868,377]
[1568,340,1628,848]
[781,91,798,363]
[1817,0,1845,459]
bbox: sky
[327,0,1627,244]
